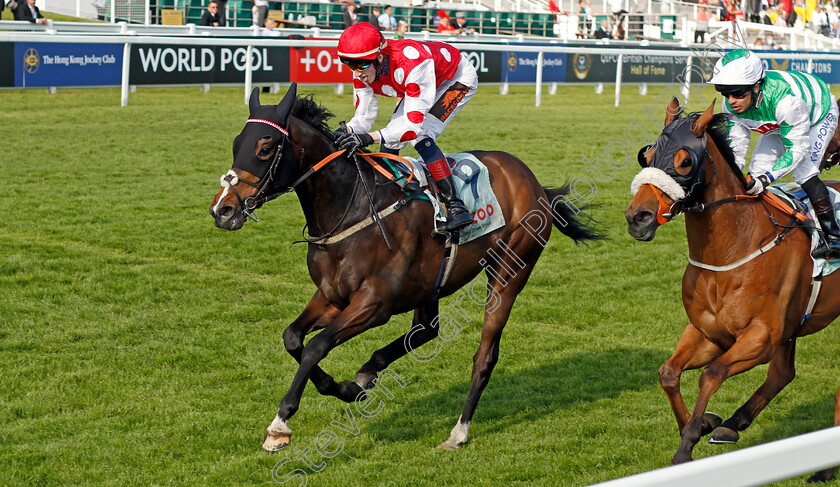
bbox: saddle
[767,184,840,271]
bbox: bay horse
[625,97,840,482]
[209,84,602,452]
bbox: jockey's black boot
[802,176,840,258]
[435,175,472,233]
[812,197,840,259]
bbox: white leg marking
[267,414,292,435]
[438,415,470,450]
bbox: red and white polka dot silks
[346,39,461,146]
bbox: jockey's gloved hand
[336,132,374,152]
[746,174,770,195]
[330,124,349,141]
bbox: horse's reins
[228,118,421,248]
[226,118,414,222]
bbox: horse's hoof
[337,380,366,403]
[355,371,378,390]
[436,439,464,451]
[262,432,292,452]
[670,457,692,465]
[807,467,835,483]
[708,426,739,444]
[700,412,723,436]
[437,421,469,451]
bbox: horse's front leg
[263,290,390,451]
[659,323,723,434]
[282,290,360,402]
[353,301,440,389]
[709,339,796,444]
[672,325,773,465]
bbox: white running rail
[589,426,840,487]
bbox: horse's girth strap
[431,241,459,300]
[789,275,822,342]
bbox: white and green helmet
[708,49,766,87]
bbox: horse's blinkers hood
[233,84,297,179]
[643,116,708,203]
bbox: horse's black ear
[276,82,297,123]
[638,144,654,168]
[249,87,261,117]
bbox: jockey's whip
[352,152,393,251]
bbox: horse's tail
[542,186,606,243]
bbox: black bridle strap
[684,194,758,213]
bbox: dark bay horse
[209,84,602,451]
[625,97,840,482]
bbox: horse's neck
[684,139,772,263]
[289,120,377,236]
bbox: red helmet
[337,22,386,60]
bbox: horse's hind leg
[659,323,724,434]
[438,258,534,451]
[354,301,440,389]
[709,340,797,444]
[282,291,359,402]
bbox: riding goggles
[715,84,753,99]
[340,57,374,71]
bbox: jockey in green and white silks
[710,49,840,258]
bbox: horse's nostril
[218,206,234,219]
[635,211,652,223]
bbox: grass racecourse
[2,84,840,487]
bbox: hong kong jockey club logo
[573,53,591,80]
[24,48,40,74]
[506,52,517,72]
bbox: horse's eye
[674,150,693,176]
[257,145,273,158]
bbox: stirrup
[812,238,840,259]
[821,152,840,171]
[438,211,472,233]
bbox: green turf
[1,85,838,486]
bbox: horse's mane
[291,94,334,137]
[685,110,746,186]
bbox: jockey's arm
[346,82,379,135]
[723,103,750,170]
[767,96,812,182]
[377,59,437,146]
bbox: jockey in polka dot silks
[333,22,477,233]
[710,49,840,258]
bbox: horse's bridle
[638,149,709,225]
[222,118,303,221]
